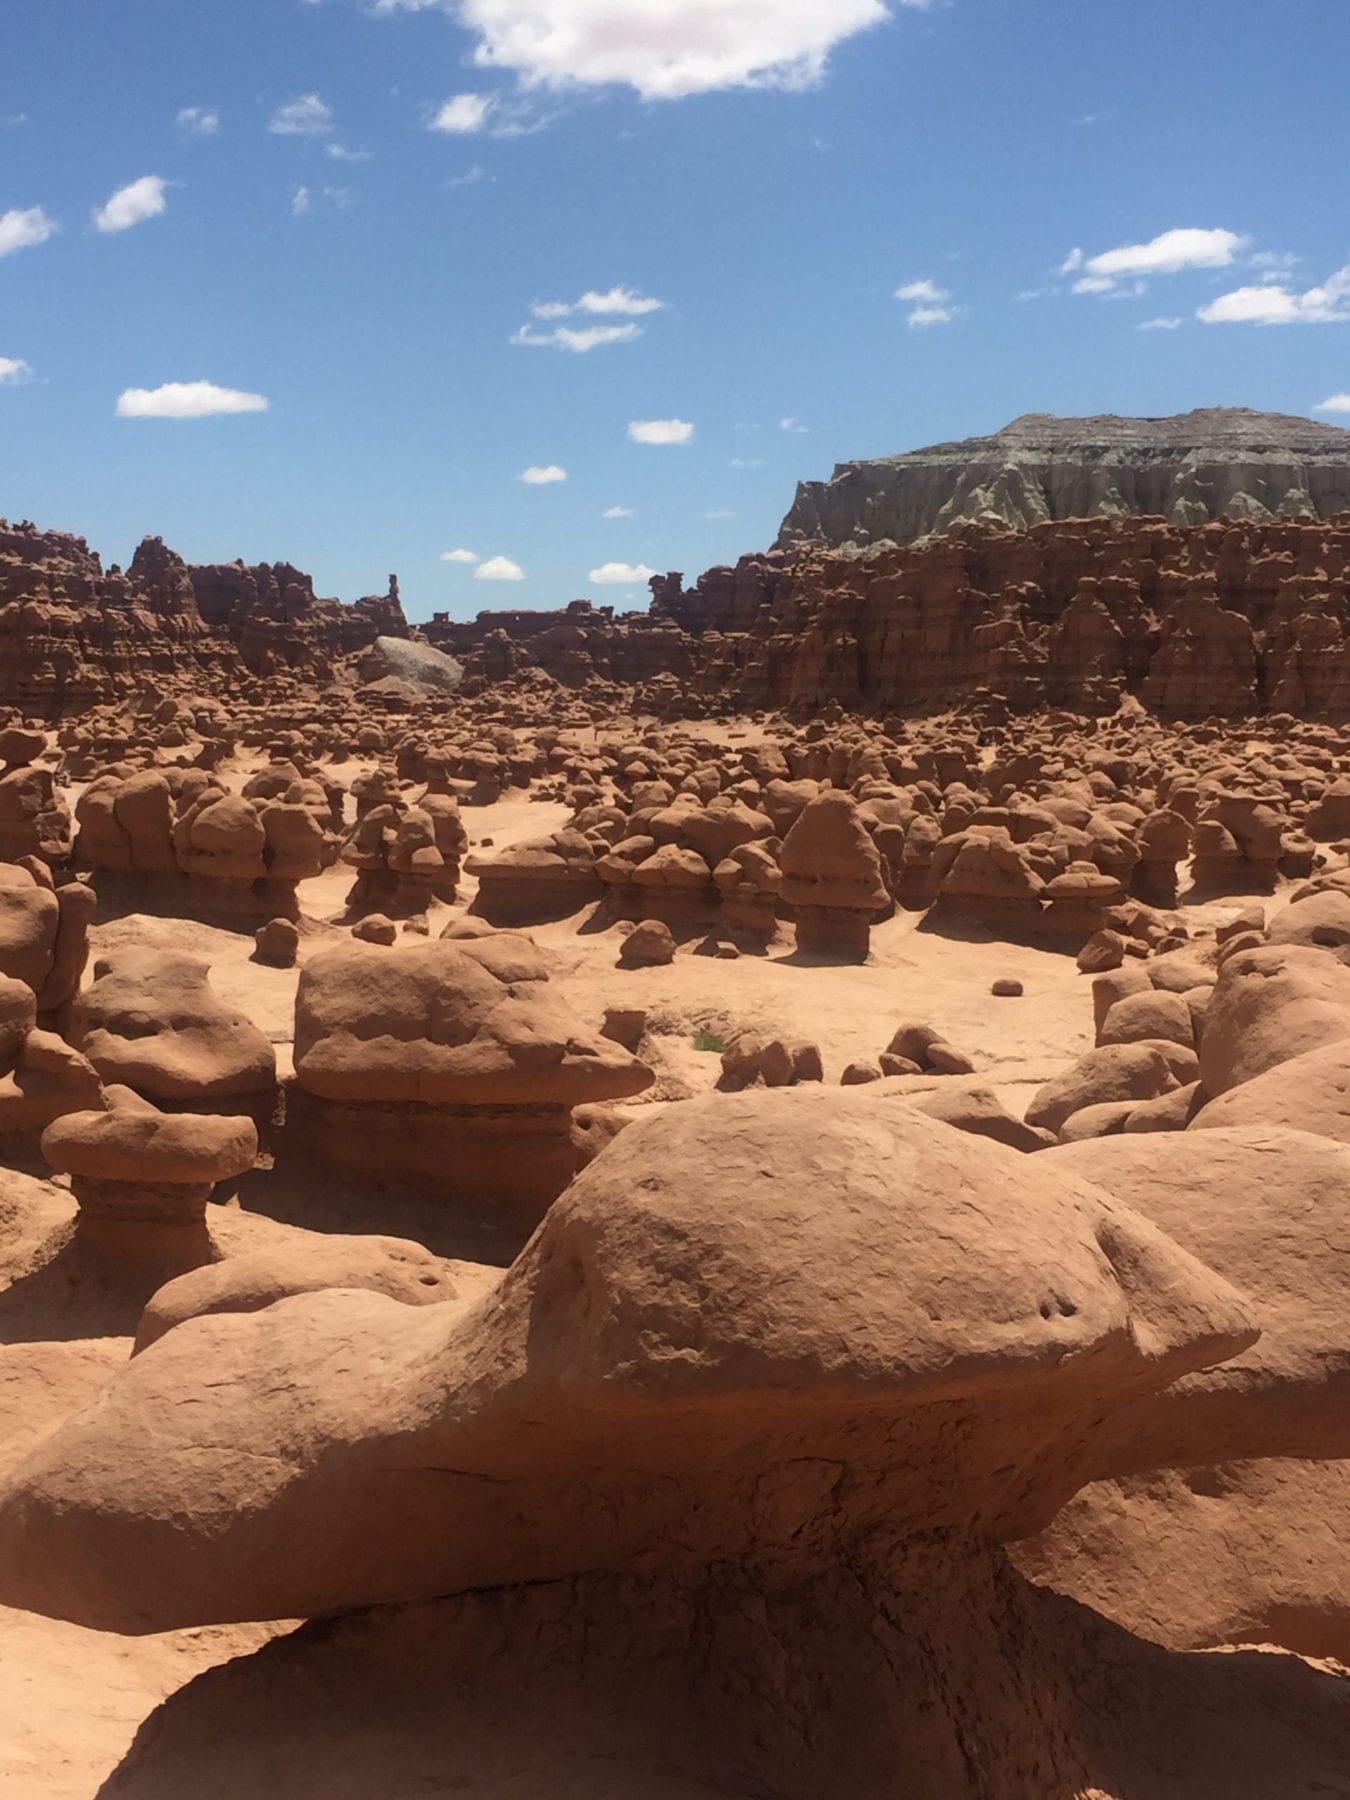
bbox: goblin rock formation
[12,1091,1350,1798]
[0,520,409,714]
[430,510,1350,722]
[777,409,1350,549]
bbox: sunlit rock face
[776,409,1350,550]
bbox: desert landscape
[3,402,1350,1794]
[6,0,1350,1787]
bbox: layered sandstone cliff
[430,513,1350,720]
[0,522,408,712]
[777,409,1350,550]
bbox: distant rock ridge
[430,512,1350,721]
[777,409,1350,550]
[0,521,410,713]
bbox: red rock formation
[430,514,1350,721]
[0,520,409,715]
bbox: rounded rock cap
[42,1106,258,1186]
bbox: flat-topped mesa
[777,408,1350,550]
[0,519,412,715]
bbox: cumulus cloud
[292,186,312,216]
[177,106,220,137]
[269,94,334,135]
[430,93,493,132]
[0,206,57,257]
[629,418,694,445]
[589,561,657,584]
[895,277,954,326]
[441,547,480,562]
[115,381,269,419]
[779,416,808,433]
[511,321,641,351]
[327,142,372,161]
[0,357,32,385]
[427,0,896,101]
[1138,316,1183,331]
[1316,395,1350,415]
[534,286,664,318]
[521,463,567,483]
[602,504,633,517]
[475,554,525,580]
[1198,266,1350,325]
[895,278,947,303]
[1062,227,1246,296]
[94,175,169,234]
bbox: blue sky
[2,0,1348,621]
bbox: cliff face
[777,409,1350,550]
[434,514,1350,721]
[0,522,409,713]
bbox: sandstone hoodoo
[12,438,1350,1800]
[288,935,653,1238]
[10,1090,1350,1797]
[777,409,1350,550]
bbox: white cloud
[177,106,220,137]
[446,164,489,188]
[511,321,641,351]
[430,93,493,132]
[1251,250,1300,275]
[475,554,525,580]
[0,206,57,257]
[730,455,762,467]
[895,278,948,303]
[602,504,633,517]
[1198,266,1350,325]
[0,357,32,386]
[441,547,481,562]
[779,416,808,433]
[1064,226,1246,296]
[906,303,953,327]
[703,508,736,519]
[1315,395,1350,414]
[116,381,269,419]
[438,0,893,101]
[895,277,954,326]
[589,561,657,584]
[269,94,334,135]
[521,463,567,483]
[629,417,694,445]
[327,142,372,161]
[94,175,169,234]
[1138,316,1183,331]
[292,186,312,216]
[533,285,664,317]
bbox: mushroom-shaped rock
[69,950,277,1109]
[467,830,601,926]
[43,1102,257,1193]
[0,1088,1252,1632]
[779,790,888,961]
[40,1097,257,1287]
[290,939,653,1232]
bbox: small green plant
[693,1029,726,1054]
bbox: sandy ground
[0,764,1287,1797]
